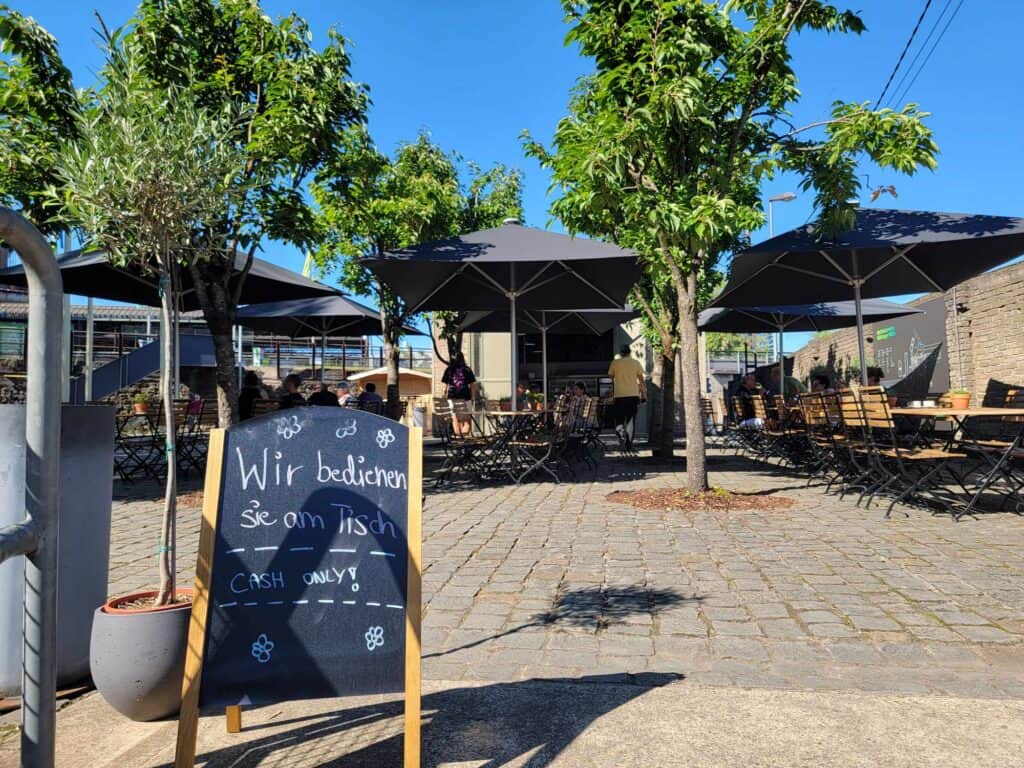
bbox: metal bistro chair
[955,388,1024,516]
[113,409,162,483]
[856,387,968,518]
[508,397,574,484]
[796,392,839,486]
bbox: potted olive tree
[51,40,244,720]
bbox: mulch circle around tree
[607,488,796,512]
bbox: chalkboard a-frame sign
[174,408,422,767]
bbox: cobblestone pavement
[107,448,1024,700]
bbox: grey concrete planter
[89,592,192,721]
[0,404,114,695]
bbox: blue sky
[17,0,1024,351]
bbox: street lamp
[767,191,797,237]
[766,192,796,363]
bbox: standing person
[308,382,340,407]
[607,343,646,450]
[278,373,306,410]
[238,371,268,420]
[441,352,478,403]
[442,352,478,434]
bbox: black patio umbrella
[711,209,1024,382]
[236,295,422,379]
[698,299,922,369]
[0,247,337,310]
[364,219,639,392]
[457,307,639,404]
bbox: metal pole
[235,326,243,389]
[61,295,71,402]
[778,323,785,395]
[851,253,868,386]
[0,208,63,768]
[952,284,964,388]
[768,200,774,238]
[509,264,517,402]
[85,297,94,401]
[541,312,548,409]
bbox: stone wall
[793,260,1024,404]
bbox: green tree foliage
[527,0,937,491]
[706,332,773,356]
[130,0,367,424]
[52,33,245,605]
[312,129,522,414]
[0,3,81,237]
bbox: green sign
[874,325,896,341]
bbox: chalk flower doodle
[365,625,385,651]
[375,428,396,449]
[251,633,275,664]
[335,419,358,439]
[276,415,302,440]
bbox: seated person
[336,380,357,406]
[866,366,885,387]
[357,381,384,407]
[767,365,807,399]
[571,380,588,427]
[278,373,306,409]
[736,373,763,428]
[239,371,268,420]
[307,382,340,407]
[810,374,835,394]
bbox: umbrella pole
[322,334,327,381]
[778,323,784,395]
[85,297,94,401]
[952,285,964,388]
[510,264,518,404]
[541,312,548,409]
[853,280,869,386]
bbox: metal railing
[0,208,63,768]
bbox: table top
[891,407,1024,418]
[480,409,549,417]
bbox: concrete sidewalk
[4,677,1024,767]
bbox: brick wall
[793,260,1024,403]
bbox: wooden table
[893,407,1024,518]
[891,407,1024,419]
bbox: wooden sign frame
[174,426,423,767]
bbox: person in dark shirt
[357,381,384,407]
[736,373,762,427]
[238,371,267,420]
[278,373,306,409]
[441,352,478,402]
[307,382,340,407]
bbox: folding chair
[956,388,1024,516]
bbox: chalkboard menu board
[197,407,414,705]
[174,407,423,768]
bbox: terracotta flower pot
[90,589,192,721]
[950,393,971,409]
[132,402,149,415]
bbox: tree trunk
[155,260,177,606]
[660,350,676,460]
[380,303,402,420]
[210,324,240,426]
[188,261,240,427]
[648,352,664,451]
[678,269,708,492]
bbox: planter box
[0,404,115,695]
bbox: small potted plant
[949,388,971,409]
[132,392,150,414]
[527,390,545,411]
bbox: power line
[885,0,956,108]
[875,0,934,107]
[890,0,967,107]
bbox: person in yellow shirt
[607,344,646,450]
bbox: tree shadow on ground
[425,585,697,659]
[158,673,681,768]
